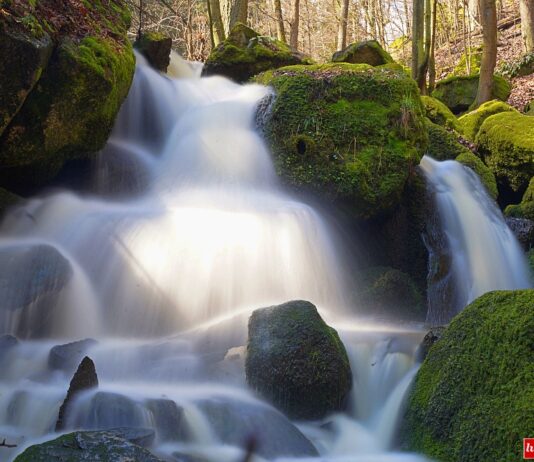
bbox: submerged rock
[49,338,98,372]
[134,32,172,73]
[255,63,427,219]
[13,430,164,461]
[332,40,394,66]
[202,23,312,82]
[146,398,187,442]
[402,290,534,461]
[56,356,98,431]
[431,74,511,114]
[196,396,318,457]
[0,334,18,351]
[246,300,352,420]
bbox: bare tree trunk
[290,0,300,49]
[273,0,286,42]
[428,0,438,92]
[209,0,226,44]
[475,0,497,107]
[520,0,534,52]
[412,0,426,90]
[221,0,249,33]
[337,0,350,50]
[404,0,411,36]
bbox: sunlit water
[0,54,431,461]
[421,156,532,324]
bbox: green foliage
[424,119,470,161]
[458,100,517,141]
[356,266,425,320]
[402,290,534,462]
[475,112,534,197]
[455,151,498,199]
[331,40,394,66]
[255,63,427,219]
[432,74,511,114]
[505,177,534,220]
[498,52,534,78]
[452,47,482,76]
[421,95,459,130]
[203,23,313,82]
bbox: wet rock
[13,430,164,462]
[0,334,18,352]
[146,398,187,442]
[505,217,534,250]
[332,40,394,66]
[171,453,209,462]
[134,32,173,72]
[415,327,446,362]
[56,356,98,431]
[196,396,318,458]
[246,300,352,420]
[48,338,98,372]
[105,427,155,447]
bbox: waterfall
[0,56,431,461]
[421,155,532,324]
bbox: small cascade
[421,155,532,324]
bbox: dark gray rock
[416,327,446,362]
[196,396,318,458]
[505,217,534,250]
[0,334,18,352]
[246,300,352,420]
[56,356,98,431]
[105,427,155,447]
[146,398,187,442]
[134,32,172,72]
[13,430,164,461]
[48,338,98,372]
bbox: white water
[0,55,431,461]
[421,155,532,323]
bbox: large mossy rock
[456,151,498,199]
[14,430,164,462]
[458,100,517,141]
[134,32,172,72]
[331,40,394,66]
[246,300,352,420]
[202,23,312,82]
[256,63,427,219]
[421,96,459,130]
[424,119,471,161]
[0,0,135,194]
[505,177,534,220]
[431,74,511,114]
[475,111,534,203]
[402,290,534,462]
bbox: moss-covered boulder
[14,430,164,461]
[475,112,534,202]
[246,300,352,420]
[505,177,534,220]
[458,100,517,141]
[0,19,53,137]
[432,74,511,114]
[456,151,498,199]
[402,290,534,462]
[0,0,135,193]
[528,249,534,273]
[256,63,427,219]
[356,266,425,320]
[331,40,394,66]
[421,96,459,130]
[202,23,312,83]
[134,32,172,72]
[424,119,471,161]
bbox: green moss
[432,74,511,114]
[402,290,534,462]
[203,23,313,82]
[505,177,534,220]
[456,151,498,199]
[452,47,482,76]
[458,100,517,141]
[421,95,459,130]
[331,40,394,66]
[255,63,427,219]
[356,266,425,320]
[498,52,534,78]
[527,249,534,274]
[424,119,471,161]
[475,112,534,198]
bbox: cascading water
[421,155,532,324]
[0,53,430,461]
